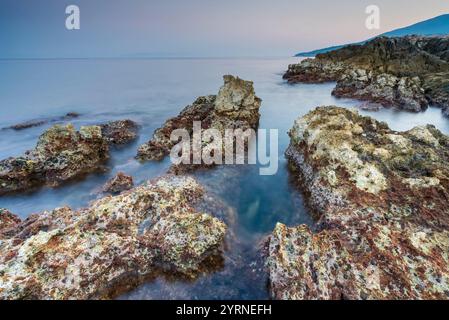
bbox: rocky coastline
[284,36,449,113]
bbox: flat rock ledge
[137,75,261,173]
[267,106,449,300]
[0,175,226,299]
[0,120,138,195]
[284,36,449,113]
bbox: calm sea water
[0,58,448,299]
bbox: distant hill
[296,14,449,57]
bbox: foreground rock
[0,175,226,299]
[284,36,449,113]
[137,75,261,172]
[0,120,138,195]
[267,106,449,299]
[102,172,134,194]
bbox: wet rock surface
[0,120,138,195]
[137,75,261,172]
[284,36,449,114]
[102,172,134,194]
[267,106,449,299]
[0,175,227,299]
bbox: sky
[0,0,448,58]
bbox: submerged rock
[267,106,449,300]
[0,175,227,299]
[284,36,449,114]
[0,120,138,195]
[102,172,134,194]
[137,75,261,172]
[3,113,80,131]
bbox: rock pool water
[1,57,448,299]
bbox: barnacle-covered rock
[0,175,226,299]
[267,106,449,300]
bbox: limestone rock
[267,106,449,300]
[0,175,226,299]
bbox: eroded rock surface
[0,175,226,299]
[137,75,261,172]
[284,36,449,113]
[103,172,134,194]
[267,106,449,300]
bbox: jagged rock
[284,36,449,113]
[267,106,449,300]
[137,75,261,172]
[3,113,80,131]
[100,120,139,145]
[0,175,227,299]
[102,172,134,194]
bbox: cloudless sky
[1,0,448,58]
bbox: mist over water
[1,57,448,299]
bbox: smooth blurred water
[0,57,448,299]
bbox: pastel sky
[1,0,448,58]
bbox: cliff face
[267,106,449,299]
[284,36,449,113]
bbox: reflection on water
[0,58,448,299]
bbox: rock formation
[0,120,138,195]
[267,106,449,299]
[2,113,80,131]
[137,75,261,172]
[284,36,449,113]
[0,175,227,299]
